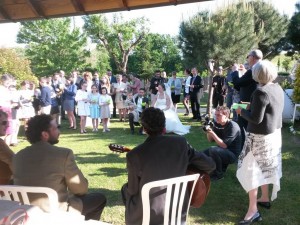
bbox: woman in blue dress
[88,84,101,132]
[62,76,77,129]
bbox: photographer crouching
[203,106,242,181]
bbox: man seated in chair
[121,107,216,225]
[13,114,106,221]
[126,88,149,135]
[203,106,242,181]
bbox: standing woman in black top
[235,60,284,225]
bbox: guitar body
[108,144,210,208]
[186,167,211,208]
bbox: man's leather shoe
[257,201,271,209]
[238,212,262,225]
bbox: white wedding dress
[154,91,190,135]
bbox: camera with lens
[202,116,214,132]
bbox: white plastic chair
[141,173,200,225]
[0,185,59,212]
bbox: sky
[0,0,298,48]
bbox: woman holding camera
[236,60,284,225]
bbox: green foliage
[280,79,294,89]
[83,14,149,74]
[179,0,288,69]
[277,57,281,70]
[201,69,209,78]
[293,64,300,103]
[278,72,291,76]
[0,48,37,84]
[179,3,257,69]
[287,3,300,51]
[17,18,90,77]
[85,46,111,75]
[249,0,289,58]
[282,57,292,72]
[127,33,182,79]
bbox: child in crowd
[89,84,101,132]
[99,87,112,132]
[124,92,138,123]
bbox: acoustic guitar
[108,143,211,208]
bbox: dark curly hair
[26,114,53,144]
[141,107,165,136]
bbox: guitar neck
[108,144,131,153]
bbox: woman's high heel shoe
[238,212,262,225]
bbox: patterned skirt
[236,128,282,201]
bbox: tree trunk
[206,73,214,117]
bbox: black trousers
[77,192,107,221]
[111,94,116,117]
[190,94,200,119]
[128,112,142,133]
[212,93,225,108]
[203,146,236,177]
[238,116,248,147]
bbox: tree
[287,3,300,52]
[83,14,149,74]
[248,0,289,58]
[17,18,90,77]
[277,57,281,70]
[85,46,111,75]
[293,64,300,103]
[0,48,37,84]
[178,0,288,115]
[282,57,292,72]
[179,3,257,115]
[127,33,182,79]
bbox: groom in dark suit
[121,107,215,225]
[189,67,204,121]
[128,88,149,134]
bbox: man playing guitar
[120,107,216,225]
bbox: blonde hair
[83,71,92,80]
[101,75,111,93]
[252,60,277,84]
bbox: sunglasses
[0,121,8,126]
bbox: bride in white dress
[152,83,190,135]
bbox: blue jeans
[203,146,237,177]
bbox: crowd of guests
[0,49,285,225]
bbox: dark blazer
[122,135,215,225]
[110,75,117,84]
[212,75,226,95]
[149,76,165,95]
[134,95,149,111]
[232,69,257,102]
[40,86,52,107]
[189,75,203,96]
[13,141,88,214]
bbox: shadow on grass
[75,152,126,164]
[88,188,125,207]
[89,167,127,177]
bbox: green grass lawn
[12,108,300,225]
